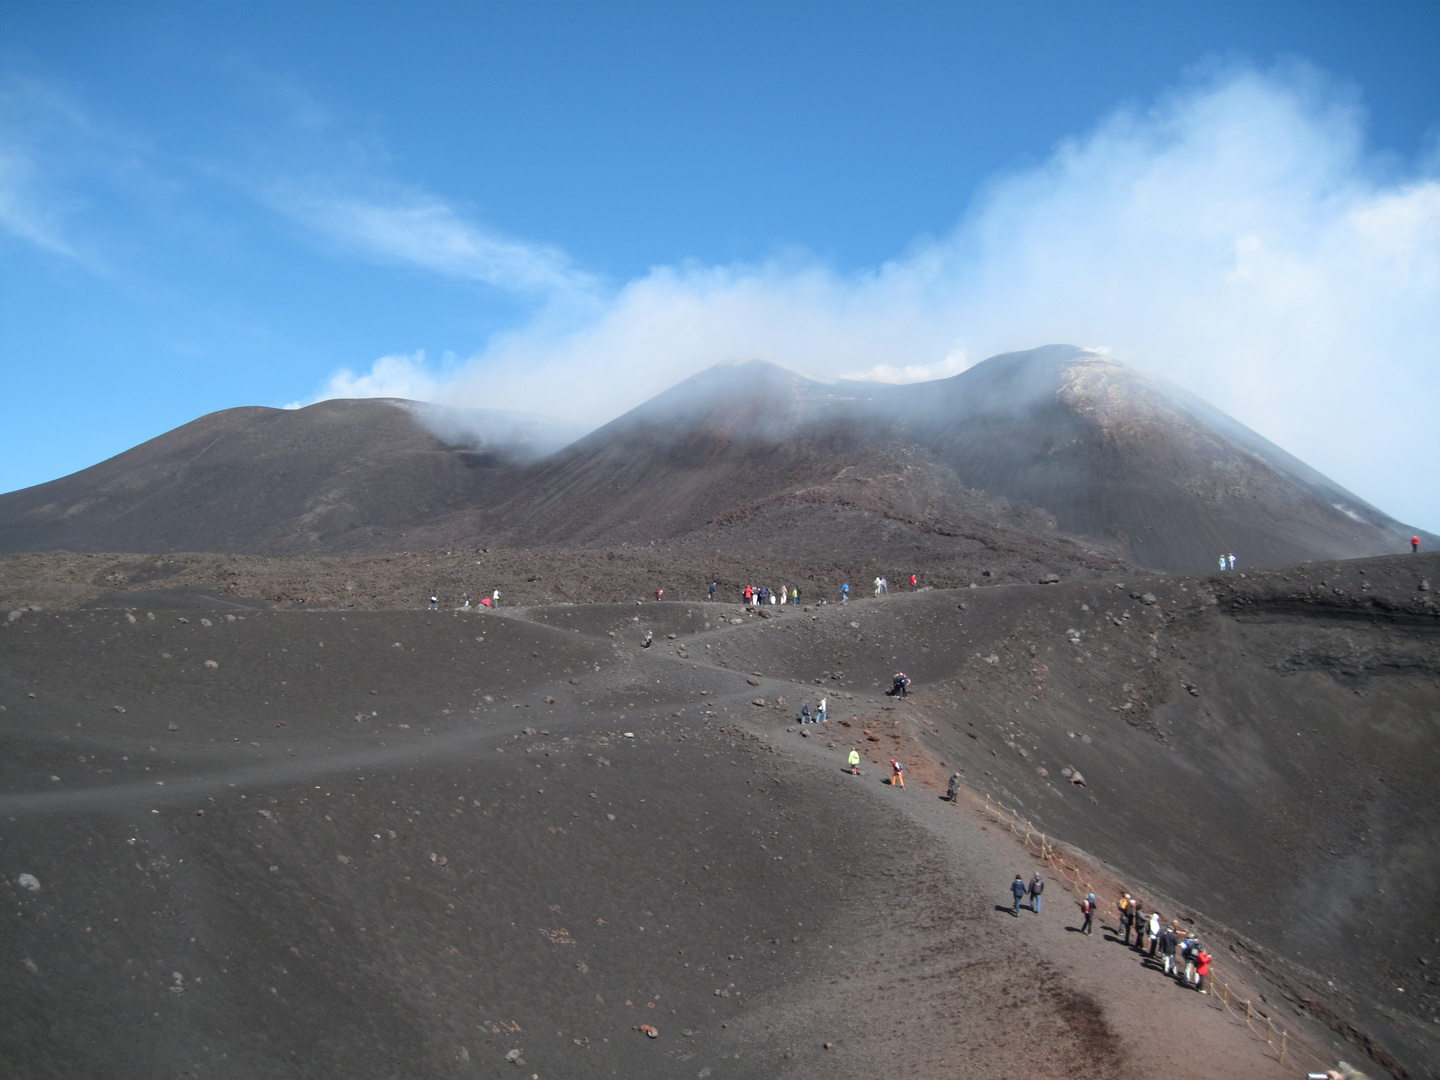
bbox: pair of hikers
[887,672,910,697]
[798,697,827,724]
[1008,873,1045,915]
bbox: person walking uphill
[890,759,905,787]
[848,748,861,774]
[1010,875,1027,916]
[1028,873,1044,913]
[1080,893,1096,935]
[1118,894,1134,944]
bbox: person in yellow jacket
[847,748,860,774]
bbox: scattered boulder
[16,873,40,893]
[1039,573,1060,584]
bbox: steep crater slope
[709,554,1440,1078]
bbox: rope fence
[981,793,1340,1076]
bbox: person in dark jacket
[1028,873,1044,913]
[1159,924,1178,975]
[1010,875,1027,916]
[1080,893,1095,935]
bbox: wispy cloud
[0,76,96,261]
[272,187,598,297]
[320,62,1440,529]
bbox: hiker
[744,584,752,605]
[887,672,910,698]
[880,577,889,594]
[791,587,799,605]
[1219,555,1226,571]
[654,588,663,602]
[910,574,917,592]
[1080,893,1095,935]
[1414,536,1421,553]
[462,592,470,608]
[817,696,827,723]
[1010,874,1027,916]
[946,772,961,802]
[641,629,653,649]
[890,759,904,788]
[1180,938,1203,990]
[1160,923,1178,976]
[800,701,811,723]
[1118,894,1134,944]
[1028,873,1044,913]
[1177,934,1196,985]
[1195,945,1212,994]
[848,748,860,774]
[1148,910,1161,957]
[874,577,883,596]
[1227,553,1235,570]
[492,589,501,607]
[480,596,491,609]
[709,581,717,599]
[428,593,438,610]
[841,583,850,602]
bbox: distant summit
[0,347,1428,569]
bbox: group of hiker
[713,574,922,605]
[742,584,801,606]
[428,589,501,609]
[1060,888,1213,993]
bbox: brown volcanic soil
[3,554,1438,1078]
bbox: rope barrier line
[979,793,1338,1075]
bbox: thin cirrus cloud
[314,63,1440,530]
[276,188,599,297]
[0,76,98,263]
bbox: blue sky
[2,1,1438,530]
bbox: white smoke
[313,63,1440,530]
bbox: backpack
[1082,899,1092,914]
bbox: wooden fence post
[1279,1030,1287,1065]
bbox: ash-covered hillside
[0,347,1428,572]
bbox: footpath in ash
[698,591,1304,1080]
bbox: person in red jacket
[744,584,752,604]
[909,574,917,591]
[1414,536,1421,553]
[1194,947,1212,994]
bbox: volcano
[0,346,1428,572]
